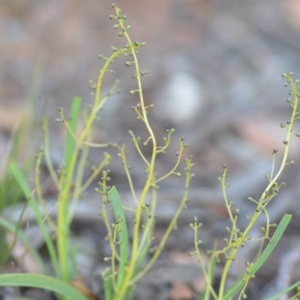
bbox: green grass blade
[64,96,82,174]
[268,279,300,300]
[0,216,45,272]
[9,162,59,275]
[223,213,292,300]
[108,186,129,287]
[0,273,88,300]
[102,268,114,300]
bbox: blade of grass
[103,268,114,300]
[0,216,45,273]
[10,161,59,276]
[223,213,292,300]
[0,273,88,300]
[108,186,129,288]
[268,279,300,300]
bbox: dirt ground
[1,1,300,299]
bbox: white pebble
[155,71,204,126]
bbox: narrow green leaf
[0,273,88,300]
[10,162,32,198]
[268,279,300,300]
[223,214,292,299]
[9,162,59,275]
[108,186,129,287]
[0,216,45,272]
[102,268,114,300]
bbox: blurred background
[1,0,300,299]
[1,0,300,195]
[1,0,300,148]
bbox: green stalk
[218,73,299,299]
[110,7,157,299]
[57,97,81,282]
[223,214,292,299]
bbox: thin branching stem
[218,73,299,299]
